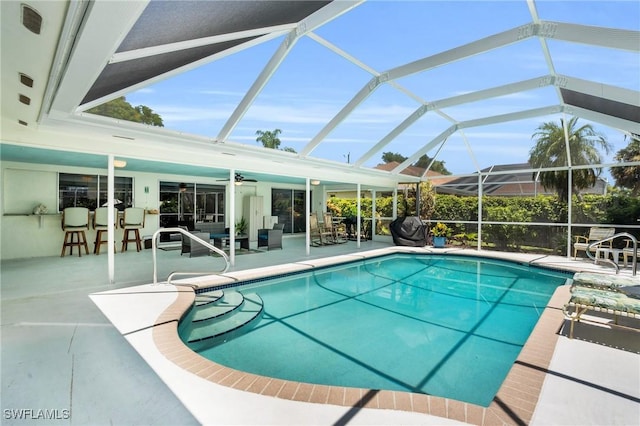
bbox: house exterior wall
[0,161,315,260]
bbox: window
[58,173,133,211]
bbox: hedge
[326,193,640,253]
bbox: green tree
[256,129,297,153]
[528,117,612,202]
[255,129,282,149]
[381,152,407,163]
[414,154,451,175]
[86,96,163,126]
[135,105,163,127]
[610,135,640,195]
[382,152,450,174]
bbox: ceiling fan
[217,173,257,185]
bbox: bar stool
[93,207,118,254]
[60,207,90,257]
[121,207,145,252]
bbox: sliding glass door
[272,189,309,233]
[159,182,225,228]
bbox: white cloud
[346,104,416,124]
[197,89,246,97]
[155,105,235,122]
[244,103,336,124]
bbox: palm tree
[255,129,282,149]
[610,134,640,195]
[528,117,612,202]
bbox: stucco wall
[0,161,313,260]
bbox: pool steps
[194,289,224,307]
[179,289,263,351]
[191,290,244,322]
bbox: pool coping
[147,246,574,425]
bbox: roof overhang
[1,0,638,185]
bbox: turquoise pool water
[187,254,570,407]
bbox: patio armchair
[257,223,284,250]
[181,231,212,257]
[573,227,615,259]
[621,238,639,271]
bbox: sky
[126,0,639,180]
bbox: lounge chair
[573,227,615,259]
[563,272,640,338]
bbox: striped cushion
[570,287,640,315]
[572,272,639,291]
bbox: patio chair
[93,207,118,254]
[257,223,284,250]
[573,227,615,259]
[622,247,639,269]
[620,238,639,272]
[60,207,90,257]
[181,231,212,257]
[120,207,145,252]
[310,212,333,246]
[323,213,346,244]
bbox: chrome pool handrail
[152,227,230,285]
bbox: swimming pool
[179,253,571,407]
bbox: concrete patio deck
[2,235,638,425]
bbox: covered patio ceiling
[1,1,638,186]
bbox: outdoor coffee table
[211,234,249,250]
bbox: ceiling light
[234,181,243,186]
[22,4,42,35]
[19,73,33,87]
[113,159,127,168]
[311,179,320,185]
